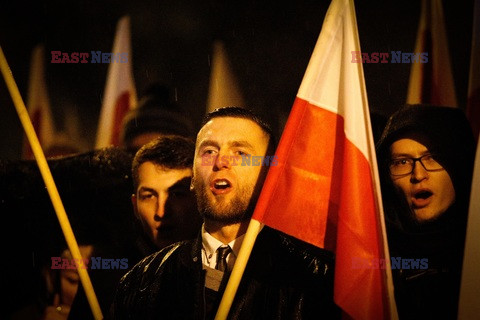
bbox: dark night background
[0,0,475,158]
[0,0,476,317]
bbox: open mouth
[414,190,432,199]
[411,189,433,208]
[210,178,233,195]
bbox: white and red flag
[22,44,56,159]
[95,15,137,148]
[251,0,396,318]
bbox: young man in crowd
[130,135,202,256]
[111,107,339,319]
[376,104,475,319]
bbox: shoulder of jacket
[119,240,190,284]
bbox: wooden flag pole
[0,46,103,320]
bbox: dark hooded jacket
[110,227,340,319]
[376,104,475,319]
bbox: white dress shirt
[201,224,245,271]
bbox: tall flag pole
[406,0,458,106]
[22,44,56,159]
[95,15,137,149]
[0,46,103,320]
[466,0,480,143]
[206,40,245,113]
[215,0,397,319]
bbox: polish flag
[95,16,137,149]
[23,44,56,159]
[406,0,458,107]
[252,0,396,318]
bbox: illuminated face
[389,134,455,222]
[132,163,200,248]
[192,117,270,224]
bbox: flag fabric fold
[23,44,56,159]
[406,0,458,106]
[95,15,137,149]
[251,0,395,318]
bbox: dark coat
[110,227,340,319]
[376,104,476,319]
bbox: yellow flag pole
[214,219,263,320]
[0,46,103,320]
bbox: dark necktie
[215,246,232,272]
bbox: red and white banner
[251,0,396,318]
[95,15,137,148]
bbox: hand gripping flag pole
[0,46,103,320]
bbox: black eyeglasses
[388,154,444,176]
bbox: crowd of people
[2,83,476,319]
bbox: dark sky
[0,0,474,159]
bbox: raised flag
[23,44,56,159]
[95,16,137,149]
[250,0,395,318]
[457,139,480,319]
[406,0,458,106]
[206,40,245,113]
[466,0,480,143]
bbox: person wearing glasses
[376,104,475,319]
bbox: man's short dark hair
[201,107,277,152]
[132,135,195,191]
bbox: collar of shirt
[201,224,245,269]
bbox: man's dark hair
[132,135,195,191]
[201,106,277,153]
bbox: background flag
[406,0,458,106]
[466,0,480,142]
[251,0,395,318]
[458,115,480,317]
[95,15,137,149]
[23,44,56,159]
[206,40,245,113]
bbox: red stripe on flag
[109,91,131,146]
[253,98,338,249]
[253,97,387,319]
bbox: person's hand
[41,293,71,320]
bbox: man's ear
[131,194,139,219]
